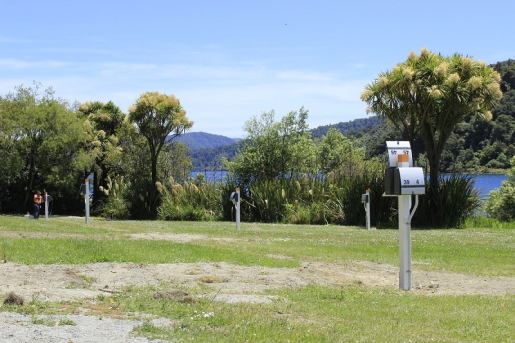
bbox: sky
[1,1,514,138]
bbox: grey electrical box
[361,193,369,203]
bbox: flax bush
[158,177,223,221]
[224,158,395,226]
[414,174,481,228]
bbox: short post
[365,189,371,230]
[362,190,371,230]
[85,179,90,225]
[45,192,49,221]
[236,187,241,230]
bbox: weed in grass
[31,315,77,326]
[134,322,171,341]
[58,318,77,326]
[31,314,45,325]
[152,290,196,303]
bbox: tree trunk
[92,169,99,212]
[150,149,158,218]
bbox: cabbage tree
[361,48,503,205]
[129,92,193,217]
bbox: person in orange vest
[34,191,43,219]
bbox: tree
[77,101,126,210]
[128,92,193,217]
[227,108,317,187]
[361,48,503,213]
[162,141,193,183]
[318,128,365,176]
[0,82,87,213]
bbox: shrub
[484,180,515,222]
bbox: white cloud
[0,58,68,69]
[0,58,369,136]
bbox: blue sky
[1,1,514,137]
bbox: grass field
[1,215,514,342]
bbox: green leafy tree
[361,48,503,213]
[227,108,317,187]
[318,128,365,176]
[128,92,193,217]
[161,141,192,183]
[107,123,193,219]
[0,83,87,213]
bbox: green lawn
[1,215,514,342]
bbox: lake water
[470,174,507,197]
[191,172,508,197]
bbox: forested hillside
[189,143,238,171]
[176,131,238,150]
[310,117,382,139]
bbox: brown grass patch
[199,276,226,283]
[3,292,24,305]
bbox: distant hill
[189,143,239,171]
[176,132,239,150]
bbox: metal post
[365,189,371,230]
[236,187,241,230]
[85,179,90,225]
[397,154,411,290]
[399,194,412,290]
[45,192,49,220]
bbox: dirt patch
[1,259,514,343]
[1,260,514,305]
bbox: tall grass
[98,175,132,219]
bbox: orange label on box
[397,154,409,163]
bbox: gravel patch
[0,312,168,343]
